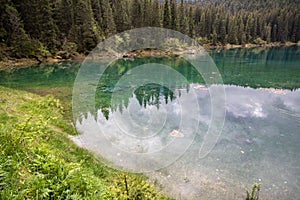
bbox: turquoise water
[1,46,300,199]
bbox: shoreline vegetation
[0,86,172,199]
[0,42,299,69]
[1,0,299,69]
[1,0,299,198]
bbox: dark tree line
[0,0,299,59]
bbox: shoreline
[0,42,298,69]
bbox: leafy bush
[196,37,212,45]
[253,37,267,45]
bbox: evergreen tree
[264,23,272,43]
[142,0,150,27]
[91,0,103,29]
[199,11,206,37]
[0,3,31,54]
[278,13,288,42]
[131,0,143,28]
[14,0,58,51]
[178,0,188,34]
[170,0,177,30]
[163,0,171,29]
[228,16,238,44]
[113,0,130,32]
[188,6,194,38]
[245,16,252,43]
[1,0,300,59]
[237,15,246,44]
[101,0,116,36]
[55,0,74,41]
[69,0,101,52]
[205,8,213,38]
[218,19,227,44]
[149,0,161,27]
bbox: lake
[1,46,300,199]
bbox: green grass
[0,86,170,200]
[246,183,261,200]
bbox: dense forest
[0,0,299,59]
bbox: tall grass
[0,86,170,199]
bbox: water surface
[1,46,299,199]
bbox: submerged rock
[170,130,184,138]
[234,135,255,145]
[193,84,208,91]
[260,87,287,95]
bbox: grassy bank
[0,86,171,199]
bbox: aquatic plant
[246,183,261,200]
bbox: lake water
[1,46,300,199]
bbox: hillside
[0,0,299,61]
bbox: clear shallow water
[76,84,300,199]
[1,46,300,199]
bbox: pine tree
[142,0,150,27]
[264,23,272,43]
[278,13,288,42]
[1,0,300,60]
[112,0,130,32]
[91,0,103,29]
[163,0,171,29]
[193,6,202,37]
[218,19,227,44]
[0,3,30,51]
[292,14,300,42]
[149,0,161,27]
[14,0,58,51]
[69,0,101,52]
[245,16,252,43]
[131,0,143,28]
[178,0,188,34]
[199,11,206,37]
[188,7,194,38]
[205,8,213,37]
[101,0,116,36]
[170,0,177,30]
[228,16,238,44]
[237,15,246,44]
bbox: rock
[260,87,287,95]
[169,130,184,138]
[193,84,208,91]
